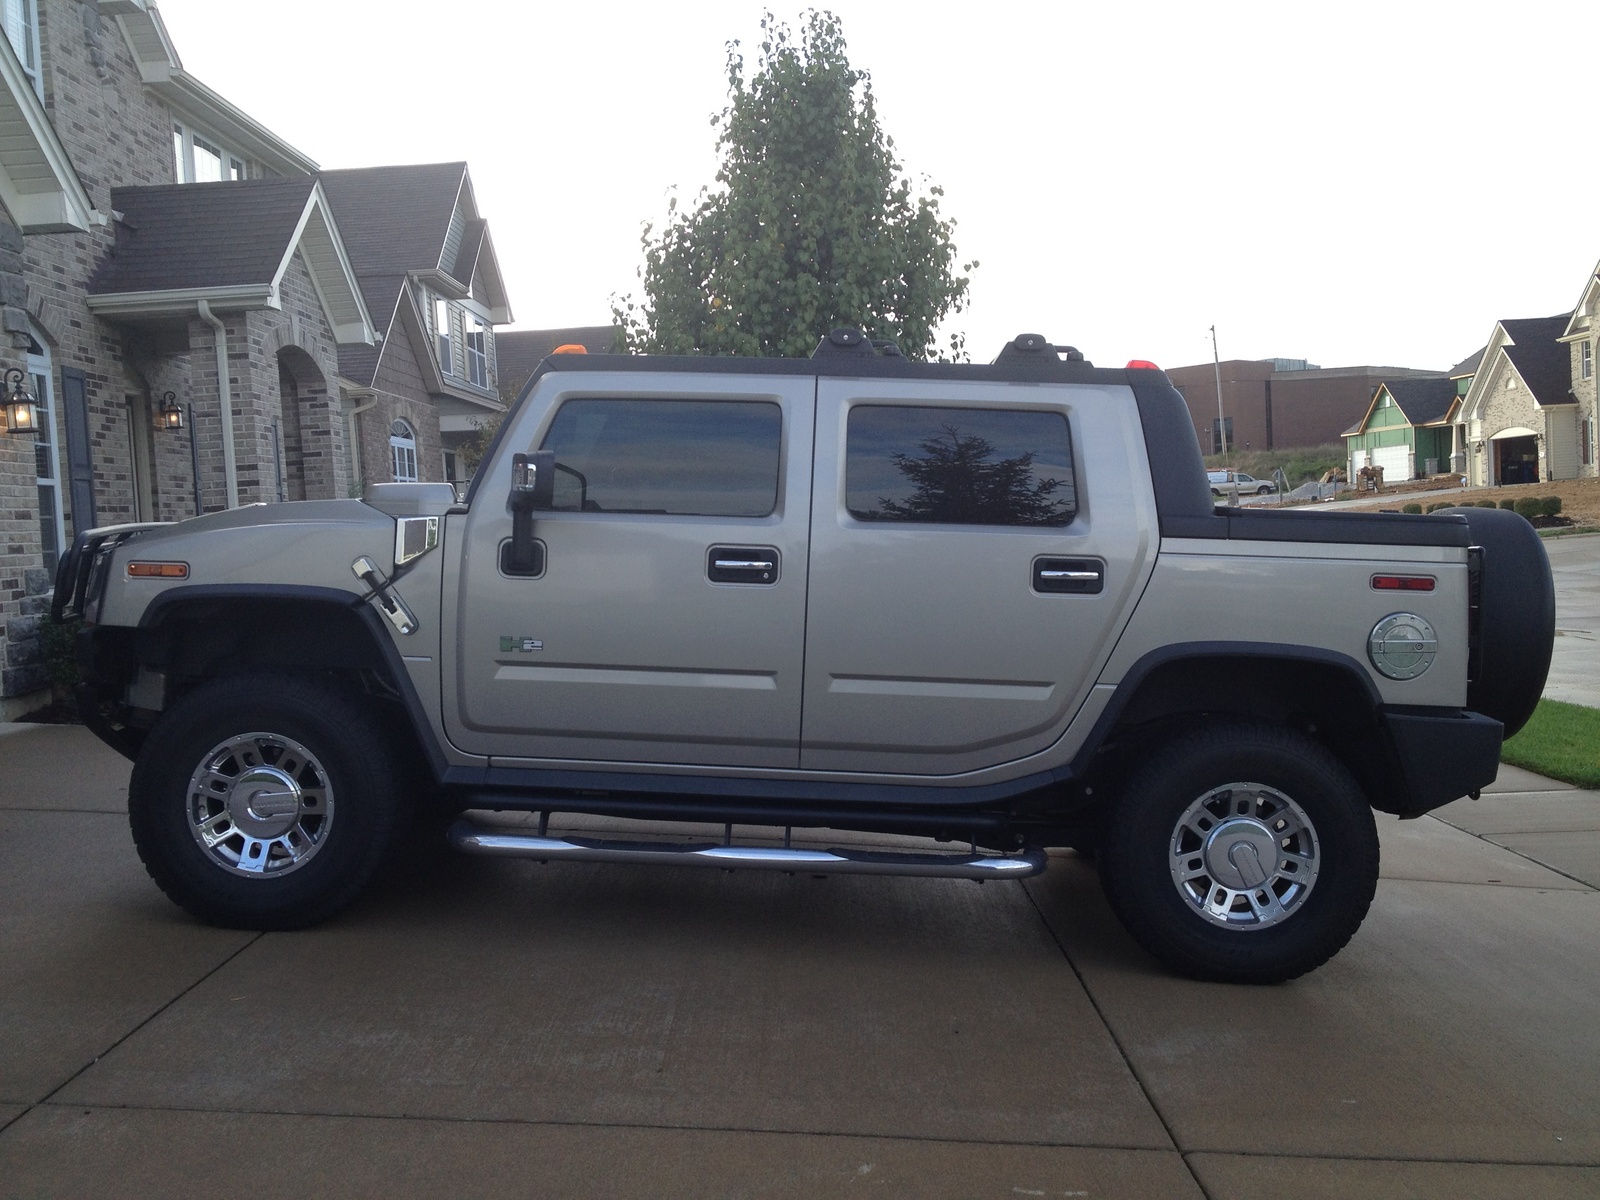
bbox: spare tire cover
[1456,507,1555,737]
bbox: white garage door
[1371,444,1412,482]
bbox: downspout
[347,387,379,495]
[196,300,238,508]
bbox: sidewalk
[1,723,1597,1198]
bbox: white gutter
[346,387,380,493]
[197,300,238,508]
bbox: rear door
[800,379,1155,776]
[446,371,814,768]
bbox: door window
[845,405,1075,526]
[540,398,781,517]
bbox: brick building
[0,1,510,716]
[1167,359,1441,455]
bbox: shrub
[40,614,81,692]
[1424,501,1452,513]
[1541,496,1562,516]
[1499,499,1516,511]
[1513,497,1543,519]
[1477,500,1497,508]
[1402,503,1423,514]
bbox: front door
[800,380,1155,776]
[447,373,814,768]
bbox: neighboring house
[1456,314,1578,486]
[318,163,512,487]
[1557,260,1600,476]
[1343,377,1457,483]
[495,325,617,405]
[1167,359,1441,454]
[0,1,509,716]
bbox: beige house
[1456,313,1580,486]
[1558,260,1600,476]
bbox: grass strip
[1501,699,1600,789]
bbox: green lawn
[1500,699,1600,789]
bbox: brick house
[1456,314,1580,487]
[318,163,512,488]
[1558,260,1600,475]
[0,1,510,716]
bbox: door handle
[708,546,780,584]
[1034,557,1104,594]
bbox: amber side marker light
[128,561,189,579]
[551,344,588,354]
[1372,575,1435,592]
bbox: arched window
[390,419,418,482]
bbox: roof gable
[86,179,374,344]
[1562,261,1599,342]
[1383,376,1459,426]
[318,163,467,288]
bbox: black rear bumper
[1384,707,1503,817]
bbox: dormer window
[173,122,248,184]
[3,0,41,100]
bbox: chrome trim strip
[448,821,1046,879]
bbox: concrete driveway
[2,724,1598,1198]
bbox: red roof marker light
[1126,359,1161,370]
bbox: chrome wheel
[186,732,335,877]
[1168,782,1319,931]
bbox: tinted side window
[846,405,1076,526]
[540,399,782,517]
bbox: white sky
[152,0,1600,373]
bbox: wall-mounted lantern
[2,368,39,434]
[156,390,185,430]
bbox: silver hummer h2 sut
[56,331,1555,983]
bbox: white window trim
[30,338,64,570]
[3,0,42,100]
[173,120,248,184]
[1583,340,1593,382]
[390,419,418,483]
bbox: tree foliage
[871,425,1071,525]
[614,10,974,361]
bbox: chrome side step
[447,820,1047,880]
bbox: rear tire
[1100,723,1378,984]
[128,673,408,929]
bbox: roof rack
[811,327,905,358]
[994,333,1085,364]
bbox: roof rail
[812,327,904,358]
[993,333,1085,365]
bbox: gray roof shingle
[496,326,619,401]
[318,163,469,387]
[89,179,316,294]
[1382,376,1457,425]
[1501,314,1574,407]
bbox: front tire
[129,673,408,929]
[1100,723,1378,984]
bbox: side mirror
[507,450,555,574]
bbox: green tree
[614,10,974,361]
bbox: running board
[447,820,1047,880]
